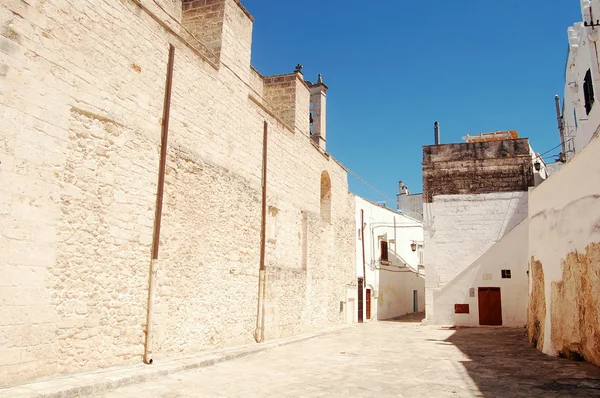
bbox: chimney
[396,181,409,210]
[309,74,328,151]
[434,121,440,145]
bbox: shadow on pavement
[444,327,600,397]
[380,311,425,323]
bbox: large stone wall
[528,134,600,366]
[0,0,355,386]
[422,139,534,203]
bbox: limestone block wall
[0,0,355,387]
[528,135,600,366]
[423,192,528,321]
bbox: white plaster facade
[424,192,528,324]
[355,196,425,322]
[528,134,600,359]
[431,219,529,327]
[563,0,600,157]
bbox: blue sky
[242,0,582,205]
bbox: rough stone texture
[528,258,546,351]
[424,192,528,321]
[528,132,600,365]
[551,242,600,365]
[422,139,534,203]
[0,0,355,387]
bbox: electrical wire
[533,137,574,163]
[346,168,396,205]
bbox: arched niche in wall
[320,171,331,223]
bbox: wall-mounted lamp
[410,242,417,252]
[534,161,541,172]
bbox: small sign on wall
[483,273,492,280]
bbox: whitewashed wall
[424,192,528,322]
[355,196,424,321]
[431,219,529,327]
[528,133,600,364]
[563,0,600,156]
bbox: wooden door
[366,289,371,320]
[413,290,418,312]
[478,287,502,326]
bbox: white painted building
[422,138,534,327]
[352,196,425,323]
[563,0,600,158]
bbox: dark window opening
[380,240,389,262]
[501,269,511,279]
[584,69,595,115]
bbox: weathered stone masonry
[0,0,355,386]
[527,135,600,367]
[422,139,534,203]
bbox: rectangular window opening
[380,240,389,263]
[501,269,511,279]
[584,69,595,115]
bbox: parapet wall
[423,139,534,202]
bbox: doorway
[366,288,371,320]
[413,290,418,312]
[478,287,502,326]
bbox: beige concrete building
[0,0,356,386]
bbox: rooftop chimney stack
[309,74,328,151]
[434,121,440,145]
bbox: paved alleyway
[95,314,600,398]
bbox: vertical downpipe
[144,44,175,365]
[358,209,366,323]
[555,95,566,156]
[255,121,268,343]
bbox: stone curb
[0,324,353,398]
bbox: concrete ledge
[0,324,352,398]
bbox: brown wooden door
[478,287,502,326]
[366,289,371,320]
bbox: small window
[501,269,511,279]
[584,69,595,115]
[380,240,389,263]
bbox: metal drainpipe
[255,121,268,343]
[358,209,366,323]
[144,43,175,365]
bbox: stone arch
[320,171,331,223]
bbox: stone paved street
[92,313,600,398]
